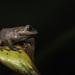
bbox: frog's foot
[14,45,25,51]
[0,46,22,53]
[14,44,28,51]
[0,46,10,51]
[23,43,31,50]
[12,47,22,53]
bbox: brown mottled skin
[0,25,38,52]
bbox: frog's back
[0,28,14,40]
[0,28,13,34]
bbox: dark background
[0,1,75,75]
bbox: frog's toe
[13,48,21,53]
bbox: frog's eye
[27,25,32,31]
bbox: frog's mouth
[18,30,38,36]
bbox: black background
[0,1,75,75]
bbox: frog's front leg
[0,40,6,51]
[6,38,21,53]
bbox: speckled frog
[0,25,38,52]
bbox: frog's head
[17,25,38,36]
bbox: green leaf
[0,45,40,75]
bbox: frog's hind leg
[11,47,22,53]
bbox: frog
[0,25,38,53]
